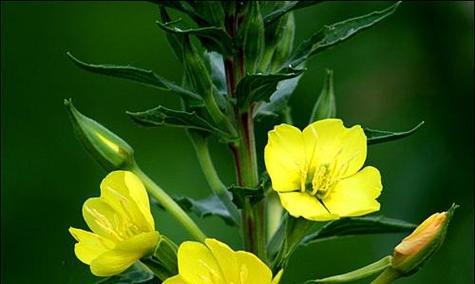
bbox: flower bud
[309,69,336,123]
[64,99,135,171]
[391,204,458,276]
[240,1,265,74]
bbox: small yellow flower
[69,171,160,276]
[264,118,382,221]
[164,238,283,284]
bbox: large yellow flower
[264,119,382,221]
[164,238,283,284]
[69,171,160,276]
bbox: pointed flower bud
[309,69,336,123]
[64,99,134,171]
[392,203,458,276]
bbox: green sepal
[126,105,236,143]
[171,194,238,226]
[66,52,202,105]
[64,99,135,171]
[228,185,265,209]
[286,1,401,68]
[156,20,234,56]
[301,215,417,246]
[365,121,424,145]
[96,263,155,284]
[237,69,304,110]
[238,1,265,74]
[306,256,393,283]
[309,69,336,122]
[141,235,178,281]
[271,216,315,272]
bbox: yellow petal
[278,192,338,221]
[69,227,115,264]
[82,197,123,242]
[100,171,154,232]
[303,119,366,178]
[205,239,240,284]
[90,231,159,277]
[271,269,284,284]
[163,275,189,284]
[177,241,225,284]
[323,166,382,217]
[265,124,306,192]
[235,251,272,284]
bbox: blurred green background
[1,1,473,283]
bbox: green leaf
[156,1,207,26]
[309,69,336,122]
[228,186,265,209]
[366,121,425,145]
[237,69,304,109]
[205,51,227,96]
[66,52,202,104]
[173,194,237,226]
[286,1,401,68]
[301,215,417,245]
[96,263,155,284]
[255,73,303,119]
[190,1,225,27]
[264,1,322,26]
[126,105,233,140]
[156,21,233,56]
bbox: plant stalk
[224,3,267,261]
[132,163,206,242]
[188,130,241,224]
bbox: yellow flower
[264,118,382,221]
[69,170,160,276]
[163,238,283,284]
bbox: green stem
[188,130,241,224]
[132,163,206,242]
[224,3,266,261]
[370,268,401,284]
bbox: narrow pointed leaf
[126,105,232,139]
[67,52,202,103]
[286,2,401,68]
[190,1,225,27]
[366,121,425,145]
[173,194,237,226]
[157,21,233,55]
[228,185,265,209]
[301,215,417,245]
[237,69,304,109]
[255,72,303,119]
[205,51,227,96]
[264,1,322,26]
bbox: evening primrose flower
[69,171,160,276]
[264,118,382,221]
[164,238,283,284]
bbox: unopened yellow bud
[64,99,135,171]
[392,204,457,276]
